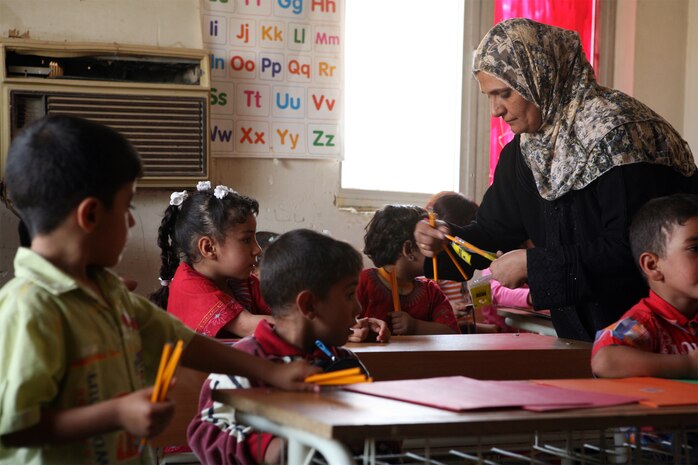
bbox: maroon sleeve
[187,339,276,464]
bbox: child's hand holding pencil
[116,387,175,441]
[138,340,184,451]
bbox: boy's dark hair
[629,193,698,268]
[5,115,142,237]
[150,186,259,309]
[259,229,362,316]
[431,192,479,226]
[363,204,427,268]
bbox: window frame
[336,1,495,210]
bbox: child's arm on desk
[223,311,274,337]
[2,388,173,447]
[180,334,320,390]
[349,317,391,342]
[592,345,698,379]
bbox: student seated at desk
[188,229,388,465]
[0,116,318,465]
[358,204,460,335]
[149,182,274,338]
[592,194,698,379]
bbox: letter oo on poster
[230,55,256,72]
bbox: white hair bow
[213,185,238,199]
[169,190,188,207]
[196,180,212,191]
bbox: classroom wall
[632,0,688,136]
[0,0,696,294]
[614,0,697,164]
[683,0,698,160]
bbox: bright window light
[342,1,465,194]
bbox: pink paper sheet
[344,376,640,412]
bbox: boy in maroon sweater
[188,229,388,464]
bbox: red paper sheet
[534,377,698,407]
[344,376,640,412]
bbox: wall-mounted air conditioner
[0,39,210,187]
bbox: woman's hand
[489,249,528,289]
[414,219,450,258]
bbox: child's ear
[296,289,317,319]
[638,251,663,282]
[76,197,101,232]
[402,240,414,256]
[197,236,217,260]
[402,240,418,261]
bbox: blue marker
[314,339,336,362]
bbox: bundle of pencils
[445,234,498,262]
[426,212,495,280]
[304,367,372,386]
[139,339,184,451]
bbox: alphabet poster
[203,0,343,159]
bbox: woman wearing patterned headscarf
[415,18,697,341]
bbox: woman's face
[476,72,542,134]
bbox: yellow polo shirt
[0,248,194,465]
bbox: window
[488,0,599,183]
[340,1,466,205]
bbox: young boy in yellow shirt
[0,115,318,465]
[592,194,698,378]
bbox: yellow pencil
[150,343,172,404]
[428,212,439,281]
[305,367,362,383]
[139,341,175,452]
[313,375,372,385]
[445,234,498,262]
[442,243,470,281]
[389,268,401,313]
[158,339,184,401]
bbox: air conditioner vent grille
[11,91,208,181]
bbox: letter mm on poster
[204,0,343,160]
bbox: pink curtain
[488,0,598,184]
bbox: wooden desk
[151,335,591,449]
[496,306,557,336]
[346,333,592,380]
[214,387,698,465]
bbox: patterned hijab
[473,18,695,200]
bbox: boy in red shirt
[188,229,388,464]
[592,194,698,378]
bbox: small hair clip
[169,191,188,208]
[196,180,212,192]
[213,184,238,199]
[158,277,170,287]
